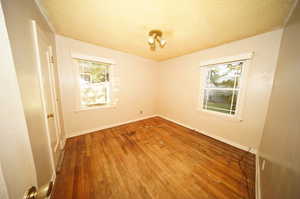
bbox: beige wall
[56,35,158,137]
[1,0,64,186]
[57,30,284,150]
[157,29,283,149]
[259,2,300,199]
[0,164,8,199]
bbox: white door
[0,2,38,198]
[32,21,62,166]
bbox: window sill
[74,104,116,113]
[197,108,243,122]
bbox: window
[74,58,111,108]
[200,57,249,118]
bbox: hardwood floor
[51,117,255,199]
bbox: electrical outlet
[139,110,143,114]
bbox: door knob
[47,113,54,119]
[24,181,53,199]
[23,186,37,199]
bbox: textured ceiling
[40,0,294,61]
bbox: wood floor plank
[51,117,255,199]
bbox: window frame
[72,53,115,112]
[198,53,253,121]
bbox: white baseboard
[158,115,257,154]
[68,115,158,138]
[256,154,261,199]
[67,114,257,154]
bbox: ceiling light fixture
[148,30,166,51]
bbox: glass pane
[75,58,110,107]
[80,73,91,83]
[203,89,236,114]
[78,60,108,83]
[80,84,107,106]
[206,61,243,88]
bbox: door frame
[46,46,63,152]
[32,20,57,177]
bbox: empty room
[0,0,299,199]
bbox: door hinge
[47,113,54,119]
[49,56,55,64]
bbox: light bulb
[159,39,167,48]
[148,37,154,45]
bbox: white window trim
[72,53,115,112]
[73,104,116,113]
[198,52,253,122]
[72,53,115,65]
[199,52,253,67]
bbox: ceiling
[40,0,295,61]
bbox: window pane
[75,58,110,107]
[206,61,243,88]
[80,73,91,83]
[203,89,236,114]
[80,84,107,106]
[78,60,108,83]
